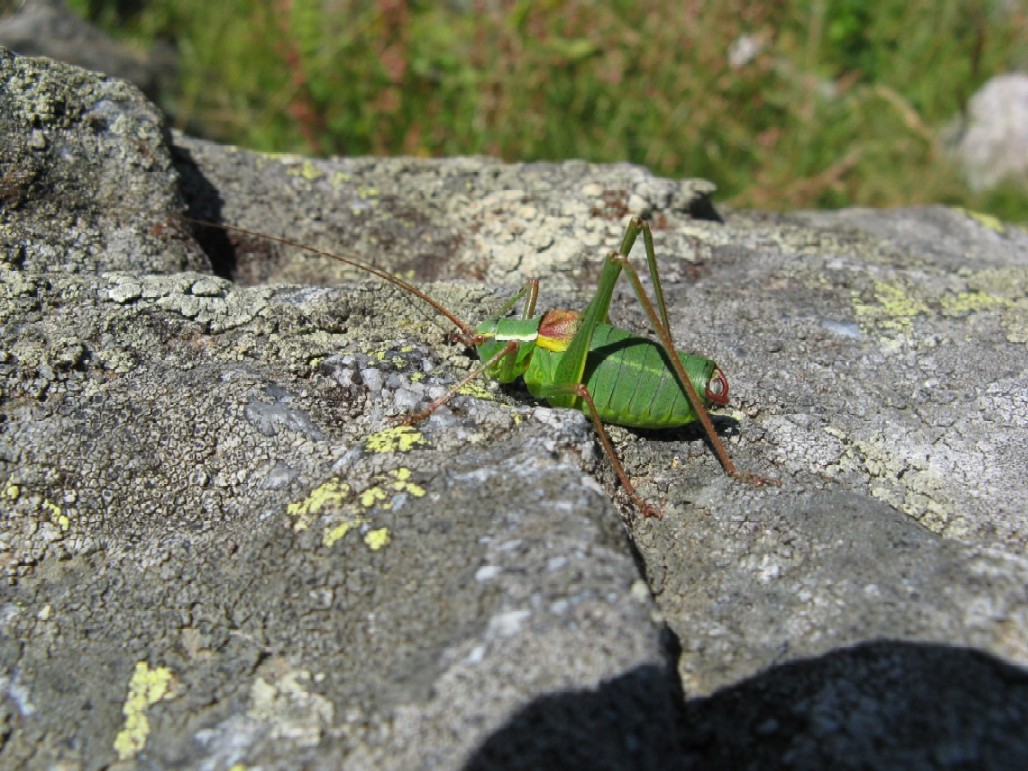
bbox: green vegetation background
[74,0,1027,221]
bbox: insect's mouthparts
[707,368,730,405]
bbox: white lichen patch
[247,664,334,747]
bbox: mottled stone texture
[2,47,1027,770]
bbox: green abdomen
[582,325,714,429]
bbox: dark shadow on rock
[171,141,236,280]
[630,414,741,457]
[466,641,1028,770]
[686,639,1028,771]
[685,194,722,224]
[464,664,686,771]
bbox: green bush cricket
[168,213,779,517]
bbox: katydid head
[535,309,581,351]
[679,355,731,410]
[474,316,539,383]
[706,367,730,406]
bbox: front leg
[535,380,663,518]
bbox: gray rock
[952,73,1028,192]
[0,46,203,275]
[0,0,174,100]
[2,47,1028,770]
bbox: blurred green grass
[73,0,1027,221]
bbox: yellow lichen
[321,469,423,548]
[364,425,426,453]
[960,208,1006,234]
[113,662,176,761]
[940,290,1012,316]
[457,381,494,400]
[323,515,369,547]
[355,468,425,509]
[285,160,324,182]
[41,499,68,531]
[364,528,391,551]
[286,479,352,531]
[384,467,425,497]
[851,281,930,336]
[359,485,389,508]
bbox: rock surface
[2,47,1028,770]
[953,73,1028,192]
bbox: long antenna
[135,209,478,341]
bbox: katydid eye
[706,368,730,405]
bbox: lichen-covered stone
[2,46,1027,770]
